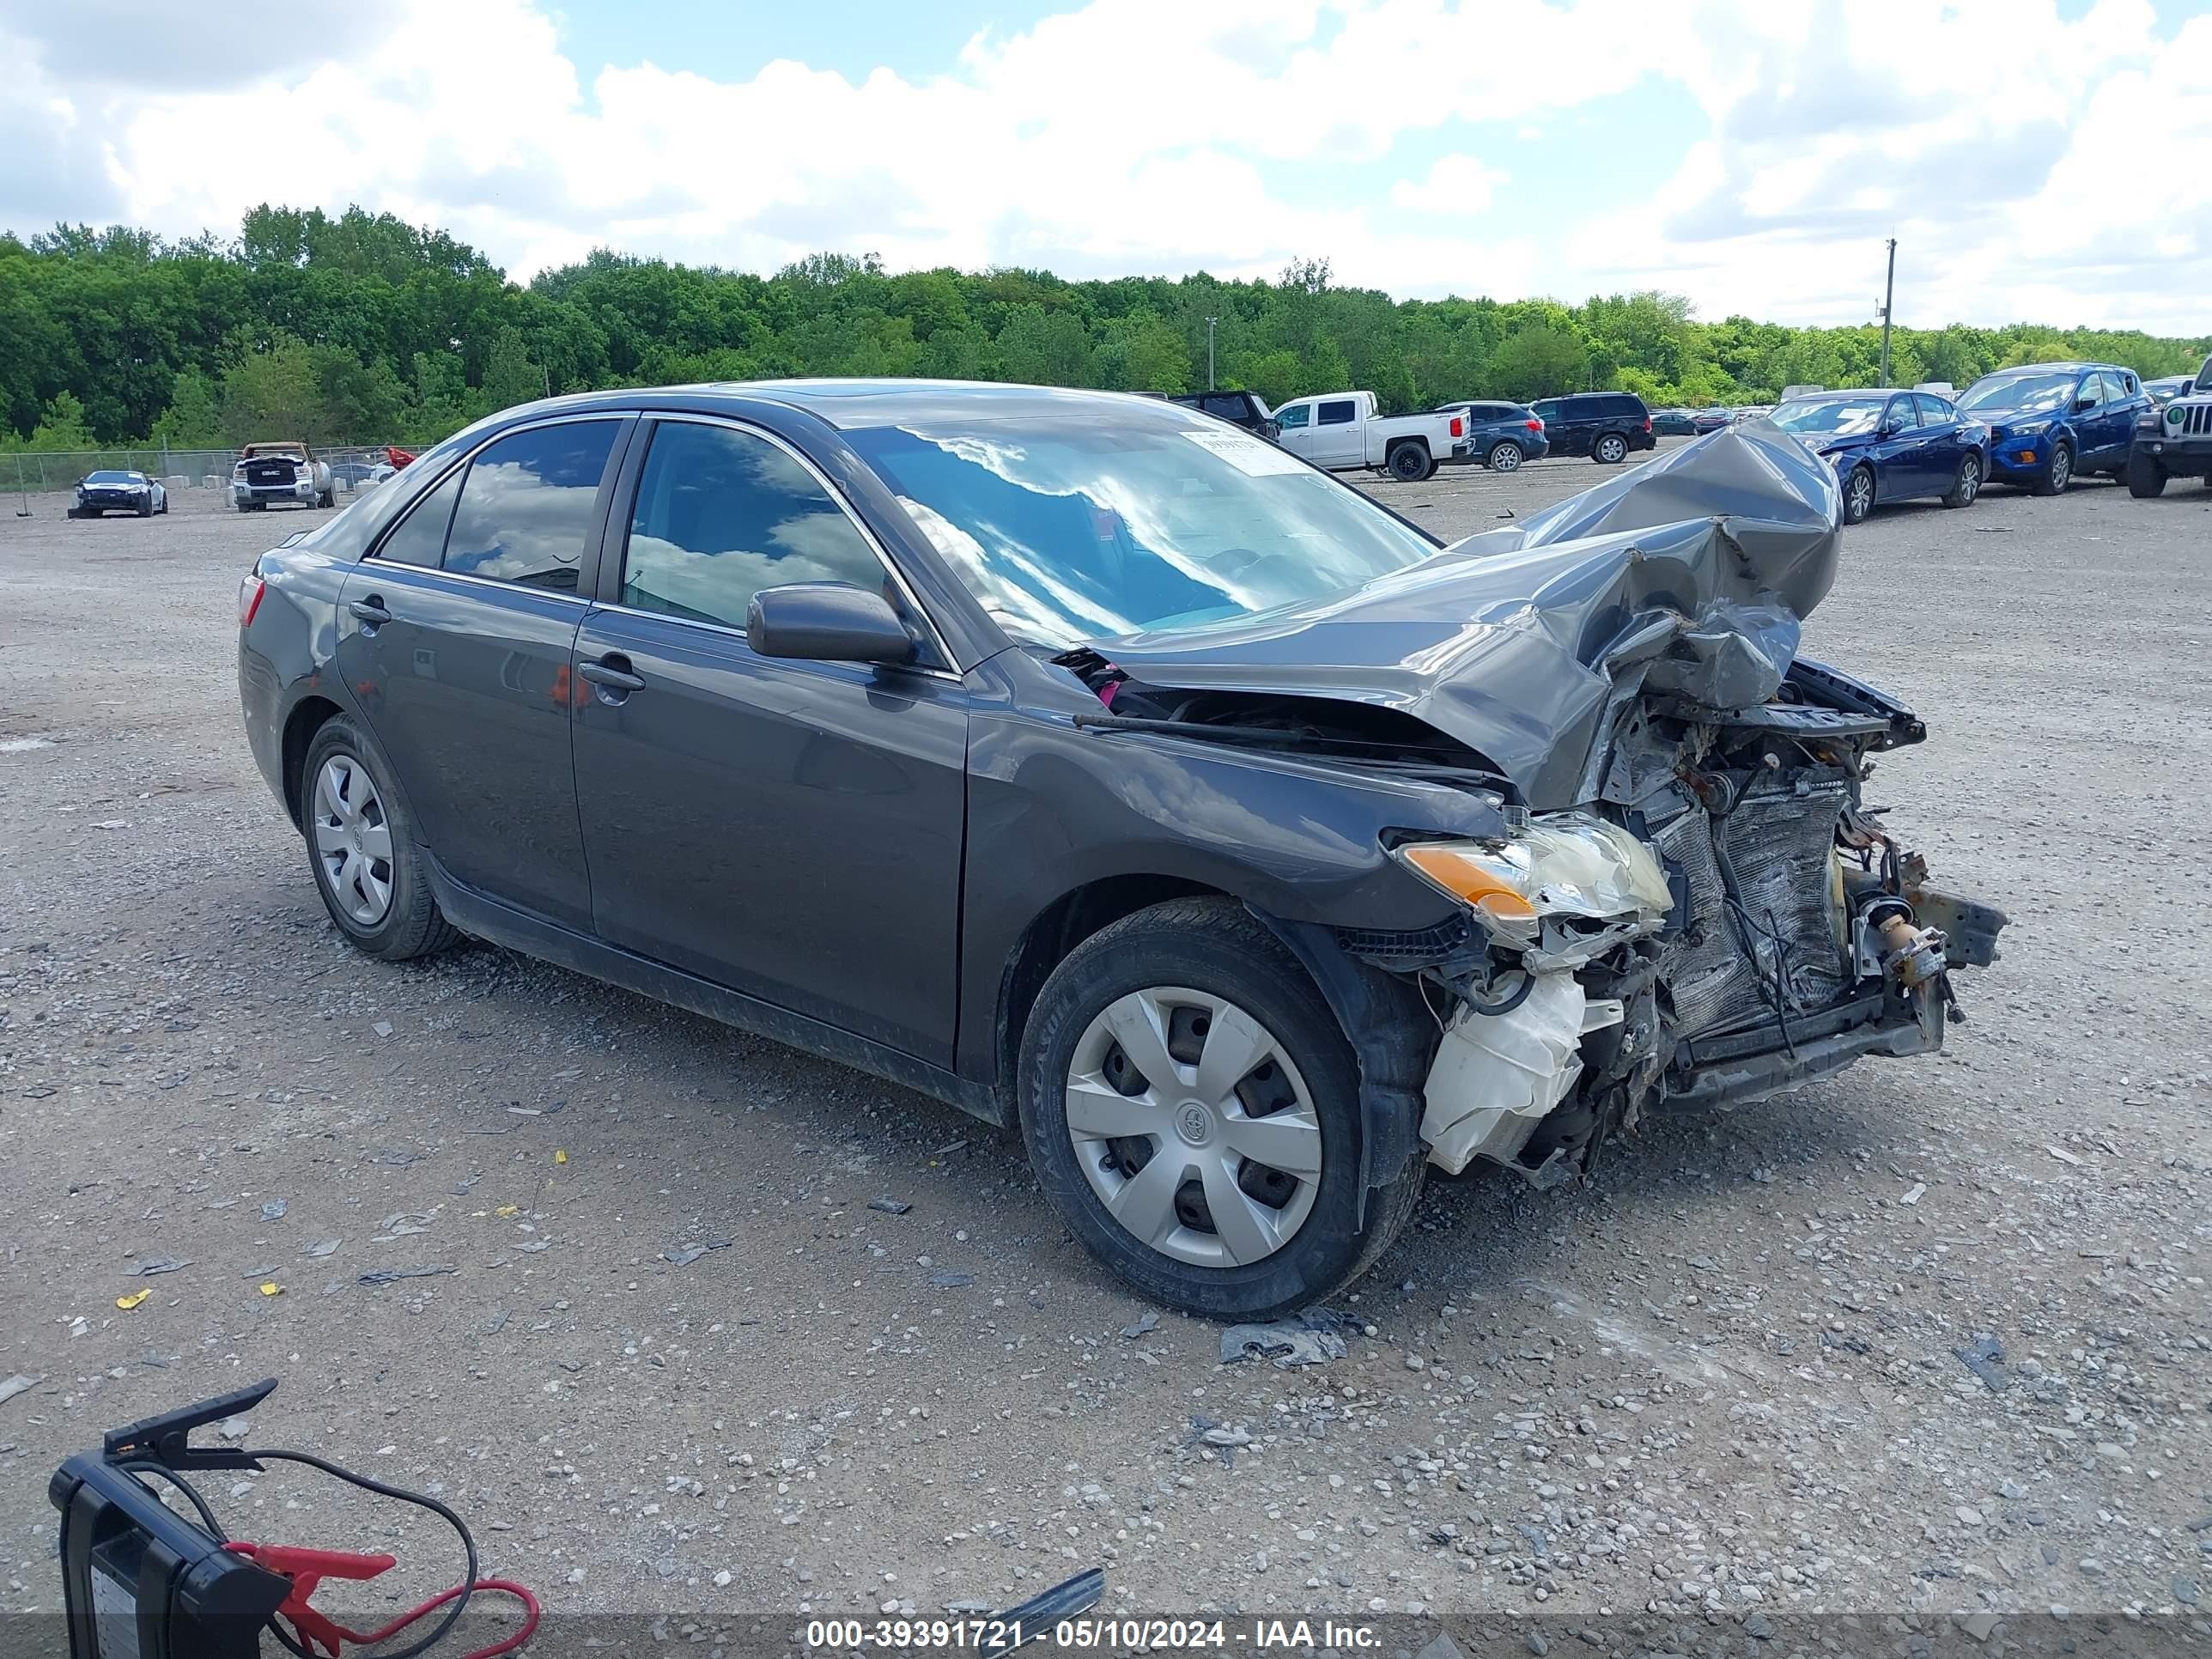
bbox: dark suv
[1167,390,1280,442]
[1528,392,1655,464]
[1433,402,1550,471]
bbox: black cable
[246,1447,478,1659]
[119,1460,226,1538]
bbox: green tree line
[3,206,2205,452]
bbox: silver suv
[2129,355,2212,496]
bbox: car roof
[1975,362,2118,376]
[483,378,1204,434]
[1786,388,1913,400]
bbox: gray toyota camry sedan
[238,380,2005,1317]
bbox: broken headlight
[1395,813,1673,945]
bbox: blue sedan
[1956,362,2149,495]
[1769,390,1989,524]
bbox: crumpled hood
[1090,422,1844,809]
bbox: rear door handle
[348,597,392,626]
[578,657,646,695]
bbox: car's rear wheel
[301,717,459,961]
[2034,441,2073,495]
[1388,443,1431,483]
[2127,453,2169,497]
[1842,465,1876,525]
[1594,433,1628,465]
[1018,896,1423,1318]
[1486,441,1523,472]
[1941,452,1981,508]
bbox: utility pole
[1206,317,1218,391]
[1878,238,1897,383]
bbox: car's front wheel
[1594,434,1628,465]
[1941,453,1981,508]
[1842,464,1876,525]
[2127,453,2168,497]
[1486,441,1523,472]
[1018,897,1423,1318]
[2034,441,2074,495]
[300,716,459,962]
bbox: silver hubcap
[1850,471,1873,516]
[1065,986,1323,1268]
[313,754,394,926]
[2051,448,2070,489]
[1960,458,1979,501]
[1600,438,1623,461]
[1493,445,1521,471]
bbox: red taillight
[239,574,266,628]
[1525,418,1542,431]
[1642,416,1652,432]
[1449,416,1463,437]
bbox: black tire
[1841,464,1875,525]
[1018,896,1425,1319]
[158,494,168,514]
[300,715,460,962]
[1940,451,1982,508]
[1593,432,1628,465]
[2033,440,2073,496]
[1486,441,1523,472]
[137,499,153,518]
[236,502,252,514]
[2126,453,2168,498]
[1387,443,1431,483]
[318,488,335,508]
[66,507,82,520]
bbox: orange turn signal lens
[1399,845,1541,935]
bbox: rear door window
[1607,396,1642,417]
[620,420,889,634]
[443,420,621,592]
[1914,393,1956,424]
[1317,399,1357,426]
[374,468,464,568]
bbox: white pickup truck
[1269,390,1474,482]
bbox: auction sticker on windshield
[1181,428,1307,475]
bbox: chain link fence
[2,444,412,496]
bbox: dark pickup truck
[1164,390,1280,442]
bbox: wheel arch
[994,873,1231,1119]
[280,694,347,830]
[994,876,1435,1226]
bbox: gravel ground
[2,447,2208,1637]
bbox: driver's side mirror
[747,582,919,666]
[2075,396,2095,413]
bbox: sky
[2,0,2208,336]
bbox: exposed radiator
[1652,771,1853,1036]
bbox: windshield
[1960,373,2075,413]
[846,417,1439,647]
[87,471,143,483]
[1771,398,1886,437]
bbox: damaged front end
[1067,423,2009,1189]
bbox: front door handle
[348,597,392,626]
[578,657,646,696]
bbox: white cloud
[0,0,2204,332]
[1390,155,1507,216]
